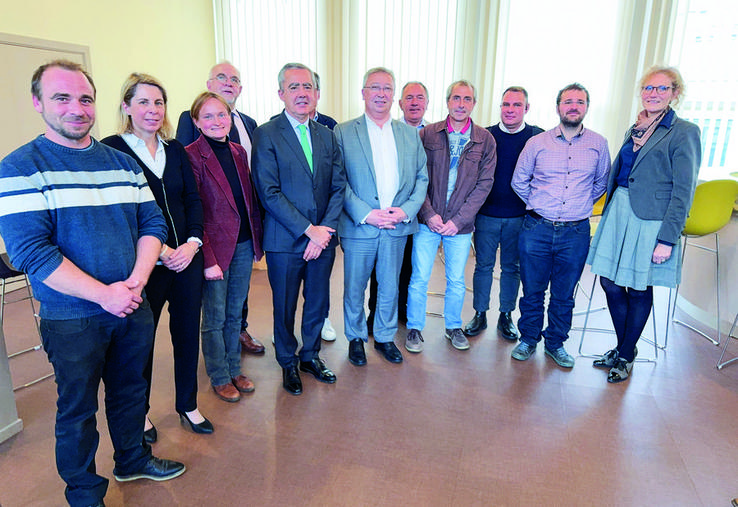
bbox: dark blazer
[185,135,264,270]
[251,112,346,253]
[101,135,203,248]
[176,109,257,147]
[606,113,701,244]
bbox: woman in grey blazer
[587,66,701,383]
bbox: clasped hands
[99,278,144,318]
[160,241,198,273]
[426,214,459,236]
[304,224,335,261]
[365,207,408,230]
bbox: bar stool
[670,179,738,348]
[717,312,738,369]
[1,253,53,390]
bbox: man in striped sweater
[0,60,185,507]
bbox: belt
[527,210,587,227]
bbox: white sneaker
[321,318,337,341]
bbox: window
[670,0,737,179]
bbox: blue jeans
[406,224,473,330]
[471,214,523,313]
[40,302,154,507]
[517,215,590,349]
[201,240,254,386]
[342,233,407,343]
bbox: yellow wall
[0,0,216,136]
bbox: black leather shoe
[348,339,367,366]
[497,312,520,340]
[300,357,337,383]
[374,341,403,363]
[463,311,487,336]
[282,365,303,395]
[178,412,214,434]
[113,456,186,482]
[143,421,157,444]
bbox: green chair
[670,179,738,349]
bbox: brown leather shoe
[212,382,241,402]
[239,330,265,354]
[232,374,255,393]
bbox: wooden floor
[2,250,738,506]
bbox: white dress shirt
[365,114,399,210]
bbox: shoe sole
[497,328,520,341]
[213,387,241,402]
[299,367,337,384]
[348,357,367,366]
[463,325,486,337]
[321,336,337,342]
[511,351,534,361]
[405,343,423,353]
[114,466,186,483]
[445,334,470,350]
[545,349,575,368]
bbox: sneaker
[321,318,337,341]
[593,348,619,368]
[445,328,469,350]
[545,346,575,368]
[511,341,536,361]
[607,357,634,383]
[114,456,186,482]
[405,328,424,353]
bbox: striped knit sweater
[0,135,167,319]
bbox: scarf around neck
[630,107,669,152]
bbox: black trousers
[144,252,204,414]
[266,248,335,368]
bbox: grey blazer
[606,113,701,244]
[334,115,428,239]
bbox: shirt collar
[284,110,309,129]
[447,116,471,134]
[498,121,527,134]
[121,132,167,147]
[554,124,585,140]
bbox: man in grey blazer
[334,67,428,366]
[252,63,346,395]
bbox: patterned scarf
[631,107,668,152]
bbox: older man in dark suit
[176,61,264,355]
[251,63,346,395]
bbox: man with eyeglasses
[509,83,610,369]
[334,67,428,366]
[366,80,430,334]
[176,61,265,356]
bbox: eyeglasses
[212,73,241,86]
[364,85,394,94]
[641,85,672,94]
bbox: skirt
[587,187,681,290]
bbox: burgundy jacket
[418,119,497,234]
[186,135,264,271]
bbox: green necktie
[298,124,313,173]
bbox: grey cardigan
[606,113,701,245]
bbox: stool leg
[717,313,738,369]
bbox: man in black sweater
[464,86,543,339]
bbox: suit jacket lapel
[198,137,239,214]
[632,118,673,171]
[278,113,313,178]
[355,116,377,184]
